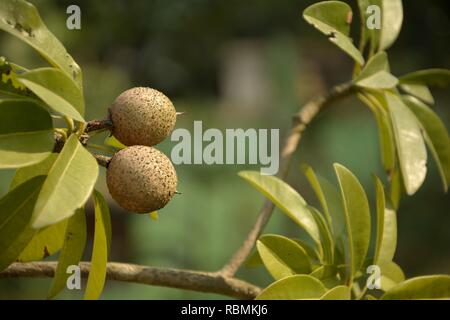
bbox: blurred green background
[0,0,449,299]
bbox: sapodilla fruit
[107,146,178,213]
[110,87,176,146]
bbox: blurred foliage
[0,0,449,299]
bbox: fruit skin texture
[110,87,176,146]
[107,146,178,213]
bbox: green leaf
[301,164,332,227]
[374,177,397,267]
[334,163,371,283]
[84,190,112,300]
[380,261,405,291]
[0,99,54,168]
[357,92,396,172]
[382,275,450,300]
[0,228,35,271]
[32,134,99,229]
[238,171,320,245]
[104,135,126,150]
[389,165,402,210]
[0,0,83,89]
[245,250,263,268]
[386,92,427,195]
[6,154,67,264]
[379,0,403,50]
[292,238,321,263]
[0,57,34,97]
[403,95,450,192]
[256,275,326,300]
[399,83,434,105]
[17,68,85,121]
[257,234,312,280]
[0,175,45,271]
[305,167,346,249]
[47,208,86,299]
[309,207,334,265]
[399,69,450,88]
[319,285,351,300]
[10,153,58,190]
[303,1,364,65]
[17,219,67,262]
[355,52,398,89]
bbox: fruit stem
[92,154,111,167]
[86,119,113,133]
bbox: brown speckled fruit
[106,146,178,213]
[110,87,176,146]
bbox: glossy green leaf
[386,92,427,195]
[238,171,320,245]
[403,95,450,192]
[17,219,68,262]
[0,99,54,168]
[382,275,450,300]
[10,153,58,190]
[334,164,371,283]
[355,52,398,89]
[17,68,85,120]
[374,177,397,267]
[257,234,312,280]
[85,190,112,300]
[47,208,86,299]
[0,176,45,271]
[0,57,33,97]
[380,261,405,291]
[399,69,450,88]
[379,0,403,50]
[399,83,434,105]
[319,285,351,300]
[32,134,99,229]
[256,275,326,300]
[303,1,364,65]
[357,92,396,172]
[0,0,83,89]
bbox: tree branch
[0,262,261,300]
[220,81,355,276]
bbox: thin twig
[0,262,261,300]
[220,82,354,276]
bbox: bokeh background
[0,0,449,299]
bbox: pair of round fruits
[106,87,178,213]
